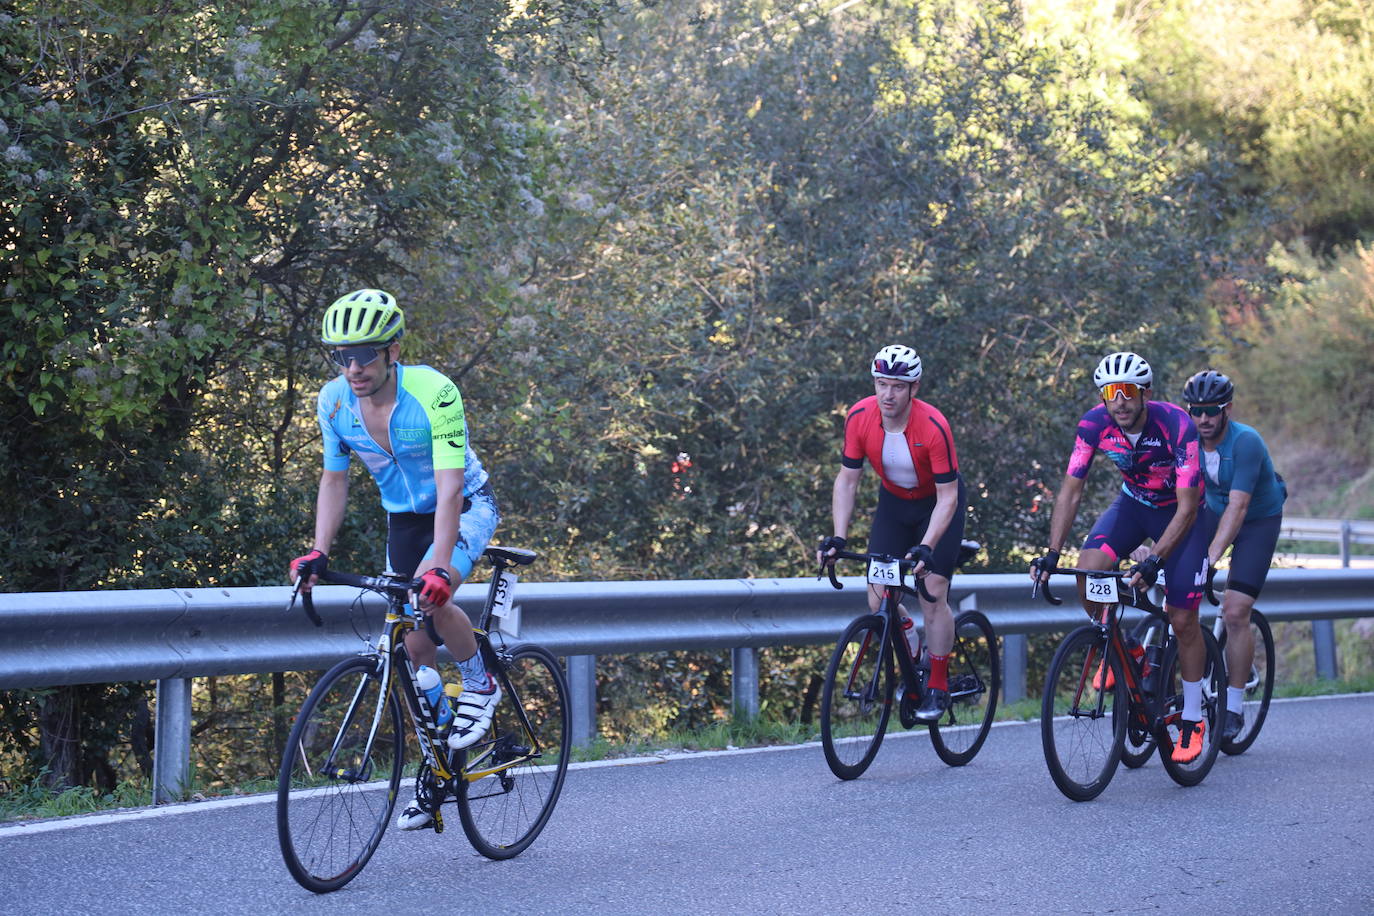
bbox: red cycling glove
[417,567,452,607]
[290,549,327,582]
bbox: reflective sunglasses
[329,345,385,368]
[1188,402,1229,417]
[874,358,916,377]
[1099,382,1143,401]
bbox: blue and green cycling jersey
[1201,419,1285,521]
[317,363,489,514]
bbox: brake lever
[286,578,324,628]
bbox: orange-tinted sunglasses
[1099,382,1143,401]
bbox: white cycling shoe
[446,676,502,751]
[396,797,433,830]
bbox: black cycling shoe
[1221,710,1245,742]
[913,688,950,723]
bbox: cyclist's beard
[353,359,394,400]
[1200,413,1228,445]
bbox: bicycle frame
[1042,569,1172,734]
[299,556,545,802]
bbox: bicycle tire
[929,609,999,766]
[277,655,403,893]
[1041,625,1127,802]
[1119,699,1157,769]
[1216,608,1275,755]
[1156,627,1224,786]
[457,643,571,859]
[820,614,894,780]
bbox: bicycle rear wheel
[930,609,1000,766]
[1217,609,1275,755]
[1041,626,1127,802]
[457,643,571,859]
[1157,627,1224,786]
[820,614,894,780]
[278,656,403,893]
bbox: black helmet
[1182,369,1234,405]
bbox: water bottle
[415,665,453,728]
[900,615,922,660]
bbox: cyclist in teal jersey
[288,289,502,830]
[1183,369,1287,740]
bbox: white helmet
[1092,351,1152,388]
[871,345,922,383]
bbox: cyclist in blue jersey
[1182,369,1286,741]
[288,289,502,830]
[1030,352,1211,762]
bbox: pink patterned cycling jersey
[1065,400,1201,507]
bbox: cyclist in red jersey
[818,344,967,722]
[1029,351,1211,762]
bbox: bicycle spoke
[457,644,570,859]
[1041,627,1126,801]
[278,658,403,893]
[930,610,999,766]
[820,615,892,780]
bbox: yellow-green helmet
[320,289,405,345]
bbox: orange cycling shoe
[1091,658,1116,691]
[1171,720,1206,763]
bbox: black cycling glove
[1128,554,1163,588]
[1030,549,1061,578]
[906,544,935,571]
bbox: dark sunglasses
[329,345,385,368]
[1188,403,1229,417]
[874,358,916,377]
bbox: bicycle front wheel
[1157,627,1224,786]
[457,643,571,859]
[277,656,403,893]
[930,609,1000,766]
[1041,626,1126,802]
[1217,608,1275,755]
[820,614,894,780]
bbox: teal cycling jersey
[1201,419,1285,521]
[317,363,489,514]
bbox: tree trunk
[38,687,81,790]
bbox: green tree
[0,0,610,789]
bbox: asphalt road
[3,695,1371,916]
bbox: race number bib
[491,569,518,617]
[1085,574,1119,604]
[866,559,903,588]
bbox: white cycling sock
[1181,678,1203,722]
[1227,686,1245,714]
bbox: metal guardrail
[3,567,1372,801]
[1280,516,1374,565]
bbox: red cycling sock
[928,653,949,692]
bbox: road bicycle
[1036,568,1225,801]
[818,543,999,779]
[1120,568,1274,762]
[276,546,570,893]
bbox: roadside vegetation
[3,0,1372,810]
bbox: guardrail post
[566,655,597,747]
[1340,520,1352,568]
[1001,633,1027,704]
[152,677,192,804]
[1312,622,1340,681]
[732,647,759,720]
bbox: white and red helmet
[871,344,922,383]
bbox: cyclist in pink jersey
[818,345,966,723]
[1030,351,1211,762]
